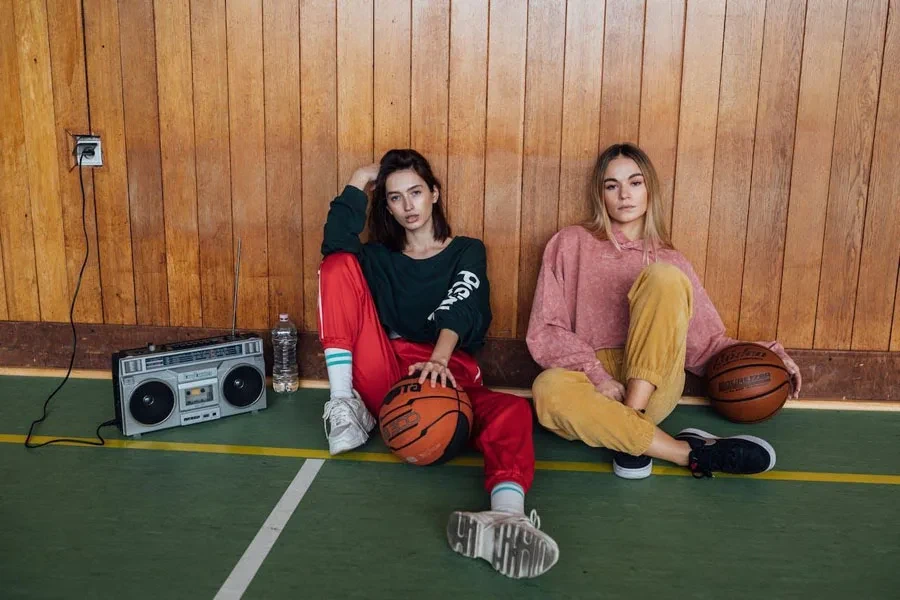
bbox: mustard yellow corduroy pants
[532,263,693,456]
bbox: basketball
[705,343,791,423]
[378,375,474,465]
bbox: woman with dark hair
[317,149,558,579]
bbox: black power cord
[24,148,117,448]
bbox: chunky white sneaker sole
[446,512,559,579]
[677,427,777,472]
[612,459,653,480]
[327,428,368,455]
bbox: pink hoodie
[526,225,788,386]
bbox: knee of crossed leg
[531,369,569,426]
[641,262,689,289]
[320,251,359,280]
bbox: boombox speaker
[112,333,267,437]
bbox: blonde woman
[526,143,802,480]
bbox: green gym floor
[1,374,898,599]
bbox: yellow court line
[3,434,899,486]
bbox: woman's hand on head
[595,379,626,403]
[782,354,802,399]
[348,163,380,193]
[409,358,458,389]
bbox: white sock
[324,348,353,399]
[490,481,525,515]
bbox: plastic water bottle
[272,313,299,393]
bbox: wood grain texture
[191,0,235,329]
[47,0,103,324]
[83,0,137,324]
[853,0,900,350]
[155,0,202,327]
[777,0,847,348]
[638,0,685,230]
[338,0,373,187]
[0,0,39,321]
[119,0,168,326]
[670,0,726,281]
[300,0,338,331]
[598,0,645,151]
[483,0,527,338]
[704,0,765,337]
[558,0,604,229]
[411,0,450,213]
[447,0,488,240]
[374,0,411,158]
[226,0,268,330]
[517,0,565,338]
[14,0,70,322]
[815,0,888,349]
[264,0,304,328]
[739,0,807,342]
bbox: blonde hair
[586,143,673,261]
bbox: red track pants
[317,252,535,492]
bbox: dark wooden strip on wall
[2,321,898,402]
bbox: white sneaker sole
[446,512,559,579]
[677,427,777,472]
[613,459,653,480]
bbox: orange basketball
[378,375,473,466]
[705,343,791,423]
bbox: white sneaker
[446,509,559,579]
[322,390,375,455]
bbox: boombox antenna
[232,238,242,337]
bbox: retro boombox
[112,333,267,437]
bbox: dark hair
[369,149,452,252]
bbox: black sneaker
[612,452,653,479]
[676,428,776,478]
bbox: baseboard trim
[2,366,898,413]
[1,320,898,402]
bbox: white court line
[215,459,325,599]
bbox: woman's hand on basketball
[783,355,802,398]
[348,163,380,193]
[595,379,626,403]
[409,359,457,389]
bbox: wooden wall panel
[300,0,338,330]
[226,0,268,330]
[778,0,847,348]
[337,0,374,186]
[704,0,765,337]
[483,0,527,338]
[598,0,645,151]
[671,0,726,281]
[815,0,888,349]
[447,0,488,240]
[854,0,900,350]
[0,0,40,321]
[517,0,566,338]
[638,0,685,230]
[83,0,136,325]
[155,0,202,327]
[264,0,304,328]
[191,0,235,329]
[557,0,604,229]
[738,0,806,342]
[119,0,168,327]
[14,0,70,322]
[3,0,899,355]
[411,0,450,213]
[374,0,411,158]
[47,0,103,324]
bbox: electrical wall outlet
[73,135,102,167]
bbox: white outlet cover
[74,136,102,167]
